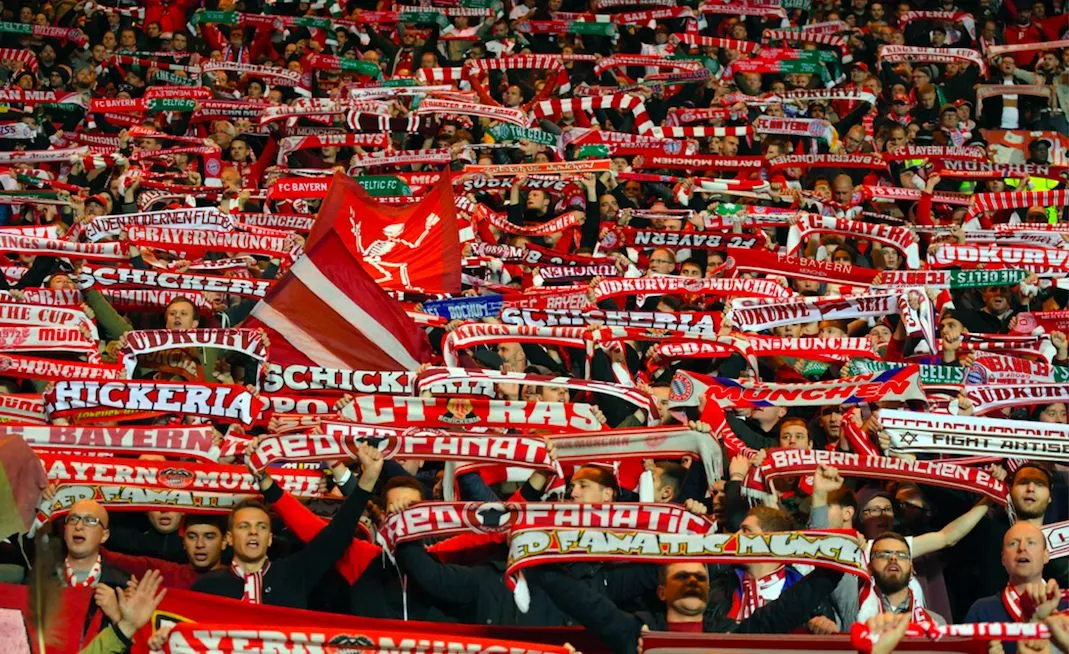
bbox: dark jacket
[396,542,659,626]
[531,566,844,654]
[190,483,371,609]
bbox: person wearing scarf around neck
[190,443,384,609]
[964,522,1067,654]
[60,499,132,644]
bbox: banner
[44,381,261,425]
[880,410,1068,462]
[6,424,218,460]
[304,171,461,294]
[120,329,268,378]
[76,266,274,298]
[700,366,925,408]
[339,395,606,431]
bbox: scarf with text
[727,289,910,331]
[968,189,1069,218]
[787,215,920,268]
[84,207,233,242]
[593,276,791,301]
[500,307,720,336]
[338,395,605,432]
[45,381,261,425]
[0,325,98,361]
[696,366,924,409]
[32,483,250,534]
[9,424,218,460]
[0,354,120,382]
[41,454,322,497]
[120,329,268,380]
[415,367,657,416]
[756,448,1008,505]
[0,394,45,423]
[0,233,126,261]
[882,409,1069,463]
[951,384,1069,417]
[163,622,570,654]
[76,266,274,299]
[506,524,867,611]
[851,620,1054,653]
[878,44,987,75]
[725,247,882,288]
[125,227,292,259]
[601,226,761,251]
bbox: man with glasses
[647,248,676,275]
[62,499,130,590]
[857,532,945,625]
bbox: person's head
[857,488,895,536]
[657,562,710,616]
[721,136,739,157]
[504,85,524,108]
[651,461,685,503]
[648,248,676,274]
[917,85,936,109]
[1001,521,1049,585]
[164,297,200,330]
[869,532,913,594]
[650,384,671,424]
[48,273,75,291]
[740,506,795,535]
[147,510,182,535]
[598,193,618,220]
[1029,139,1051,164]
[183,515,226,570]
[119,27,137,48]
[894,485,933,532]
[525,188,549,213]
[64,500,109,560]
[940,311,967,344]
[819,405,843,443]
[495,341,527,370]
[227,499,271,565]
[981,285,1011,314]
[1010,464,1053,521]
[680,260,703,279]
[940,104,958,129]
[832,174,854,204]
[383,476,425,512]
[826,487,857,529]
[777,417,811,450]
[842,126,865,153]
[1036,402,1067,424]
[171,31,188,51]
[228,136,250,161]
[749,405,787,431]
[569,465,617,503]
[538,385,569,402]
[1000,55,1017,77]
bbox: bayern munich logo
[669,375,693,402]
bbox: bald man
[965,522,1066,654]
[61,500,130,590]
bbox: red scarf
[231,560,270,604]
[64,556,102,587]
[730,567,787,621]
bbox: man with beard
[102,515,227,588]
[965,523,1067,654]
[856,532,945,624]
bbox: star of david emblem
[897,431,919,447]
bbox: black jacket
[531,566,844,654]
[190,482,371,609]
[396,542,659,626]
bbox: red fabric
[144,0,198,33]
[1002,23,1047,66]
[101,548,201,589]
[667,621,705,632]
[271,490,381,585]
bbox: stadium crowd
[0,0,1065,652]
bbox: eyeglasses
[67,514,103,527]
[649,259,674,265]
[862,505,894,517]
[872,550,910,561]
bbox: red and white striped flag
[247,178,433,371]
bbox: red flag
[306,170,461,294]
[247,209,432,371]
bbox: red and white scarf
[231,561,270,604]
[881,409,1068,463]
[878,45,987,76]
[594,276,790,301]
[64,556,102,588]
[338,395,605,432]
[698,367,925,409]
[12,424,218,460]
[955,383,1069,417]
[120,329,268,379]
[788,215,920,268]
[732,567,787,621]
[84,207,233,242]
[77,266,274,299]
[44,381,260,425]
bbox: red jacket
[271,490,380,584]
[101,548,201,589]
